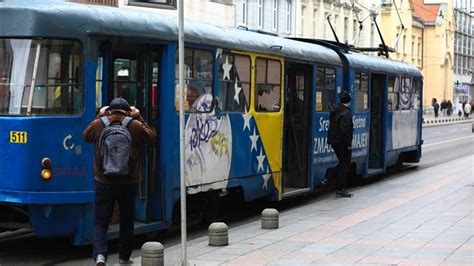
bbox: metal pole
[178,0,187,265]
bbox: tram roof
[0,1,341,66]
[345,52,422,77]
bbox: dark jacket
[83,111,156,184]
[328,103,353,147]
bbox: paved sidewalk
[423,113,473,127]
[134,155,474,265]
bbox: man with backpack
[327,90,354,198]
[83,98,156,266]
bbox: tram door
[99,41,162,223]
[368,74,385,169]
[283,63,311,195]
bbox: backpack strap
[100,116,111,127]
[121,116,133,127]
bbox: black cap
[339,90,351,104]
[109,98,131,111]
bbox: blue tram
[0,1,422,245]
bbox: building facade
[234,0,296,37]
[453,0,473,105]
[294,0,380,49]
[413,0,455,108]
[72,0,236,27]
[380,0,424,69]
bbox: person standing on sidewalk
[464,101,471,118]
[447,100,453,116]
[432,98,439,118]
[440,99,447,117]
[328,90,354,198]
[83,98,156,266]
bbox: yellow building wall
[412,26,423,69]
[380,1,419,63]
[420,2,454,107]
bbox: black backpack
[99,116,133,177]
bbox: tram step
[367,168,384,176]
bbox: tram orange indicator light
[41,169,52,180]
[41,157,52,180]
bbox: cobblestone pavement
[137,155,473,265]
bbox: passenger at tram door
[83,98,156,266]
[327,90,354,198]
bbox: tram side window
[218,54,250,112]
[412,77,421,110]
[315,67,336,112]
[399,76,412,110]
[0,39,83,115]
[175,49,213,112]
[387,76,399,111]
[255,58,281,112]
[354,72,369,112]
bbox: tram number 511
[10,131,28,144]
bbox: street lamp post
[178,0,187,265]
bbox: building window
[417,41,421,59]
[370,23,375,47]
[128,0,175,8]
[272,0,278,31]
[353,19,358,42]
[315,67,336,112]
[301,6,306,36]
[242,0,247,25]
[258,0,263,28]
[286,1,292,33]
[403,35,406,55]
[255,58,281,112]
[313,9,317,37]
[324,12,329,39]
[344,17,349,42]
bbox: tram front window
[0,38,83,115]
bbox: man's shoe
[96,254,106,266]
[336,190,353,198]
[119,259,133,265]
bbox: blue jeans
[92,181,137,262]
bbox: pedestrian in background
[328,90,354,198]
[447,100,453,117]
[83,98,156,266]
[464,101,471,118]
[457,101,463,117]
[440,99,447,117]
[432,98,439,118]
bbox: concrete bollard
[261,208,279,229]
[208,222,228,246]
[141,241,164,266]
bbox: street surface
[0,122,472,265]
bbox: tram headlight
[41,169,52,180]
[41,157,52,180]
